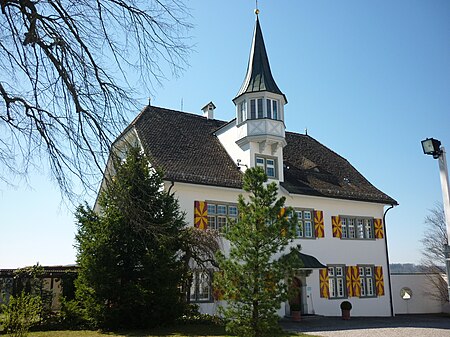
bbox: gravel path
[281,314,450,337]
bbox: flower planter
[341,309,350,320]
[291,310,301,321]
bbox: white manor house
[100,12,399,318]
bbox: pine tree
[215,167,302,337]
[75,146,185,329]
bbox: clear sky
[1,0,449,268]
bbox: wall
[391,273,445,314]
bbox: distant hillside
[390,263,445,273]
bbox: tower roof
[234,16,287,102]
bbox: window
[238,101,246,124]
[266,99,279,120]
[266,159,275,178]
[250,99,256,119]
[359,265,375,297]
[250,98,264,119]
[272,100,278,120]
[328,265,346,299]
[207,202,238,232]
[291,209,314,238]
[266,99,272,119]
[340,216,374,240]
[190,270,212,302]
[255,156,277,178]
[257,98,263,118]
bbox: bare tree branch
[420,203,449,303]
[0,0,191,200]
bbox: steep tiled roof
[234,16,286,102]
[133,106,242,189]
[282,133,397,205]
[131,106,397,205]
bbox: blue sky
[1,0,450,268]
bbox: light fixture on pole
[421,137,450,302]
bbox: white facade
[166,180,392,317]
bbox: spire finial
[255,0,260,15]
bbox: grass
[25,325,317,337]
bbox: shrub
[1,292,42,337]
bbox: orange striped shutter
[375,266,385,296]
[346,266,354,297]
[319,268,329,298]
[194,201,208,230]
[314,210,324,238]
[332,216,342,238]
[352,266,361,297]
[374,218,384,239]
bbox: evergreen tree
[215,167,302,337]
[75,147,185,329]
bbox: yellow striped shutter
[352,266,361,297]
[319,268,329,298]
[346,266,354,297]
[375,266,385,296]
[374,218,384,239]
[314,210,324,238]
[194,201,208,230]
[332,216,342,238]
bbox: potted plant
[290,303,301,321]
[340,301,352,320]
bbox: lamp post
[421,138,450,302]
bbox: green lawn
[25,325,317,337]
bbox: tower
[232,11,287,181]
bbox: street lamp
[421,137,450,302]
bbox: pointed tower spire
[234,15,287,102]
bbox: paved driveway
[281,314,450,337]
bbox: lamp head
[421,138,442,159]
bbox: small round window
[400,287,412,300]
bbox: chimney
[201,101,216,119]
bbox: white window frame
[266,98,279,120]
[328,265,347,299]
[255,156,278,179]
[206,201,238,232]
[340,216,374,240]
[359,265,376,298]
[238,100,247,124]
[290,209,315,239]
[250,98,264,119]
[190,270,212,302]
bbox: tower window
[250,98,264,119]
[273,100,278,120]
[257,98,263,118]
[238,101,246,124]
[255,156,277,179]
[250,99,256,119]
[265,99,279,120]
